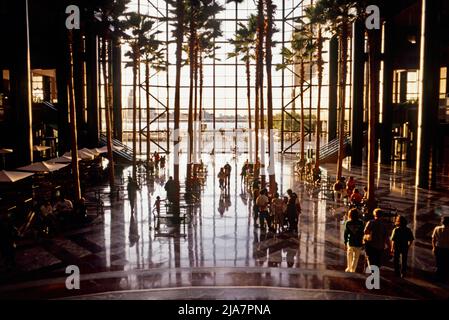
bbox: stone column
[351,21,365,166]
[416,0,441,189]
[112,38,122,141]
[9,0,33,165]
[381,21,394,164]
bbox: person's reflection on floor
[240,191,248,206]
[224,192,231,212]
[268,237,281,268]
[254,230,268,267]
[127,176,138,211]
[148,177,155,195]
[286,248,296,268]
[129,210,140,247]
[218,194,226,217]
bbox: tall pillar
[56,44,70,154]
[9,0,33,166]
[112,38,122,141]
[328,35,338,142]
[416,0,441,189]
[381,21,394,164]
[86,28,99,147]
[351,21,365,166]
[73,29,86,146]
[53,0,70,154]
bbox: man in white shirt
[432,216,449,282]
[256,189,270,230]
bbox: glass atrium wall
[99,0,355,156]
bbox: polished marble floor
[0,153,449,300]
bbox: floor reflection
[1,152,449,299]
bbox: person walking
[218,168,226,189]
[390,216,414,278]
[363,208,389,269]
[164,176,177,203]
[344,208,365,272]
[148,158,155,175]
[241,160,248,185]
[286,193,299,233]
[252,187,260,227]
[224,162,232,187]
[432,216,449,282]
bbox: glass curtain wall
[99,0,355,156]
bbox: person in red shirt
[350,188,363,205]
[346,176,356,197]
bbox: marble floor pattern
[0,153,449,300]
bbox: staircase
[99,134,133,163]
[319,133,351,164]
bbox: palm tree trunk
[193,39,199,165]
[246,57,253,163]
[300,58,305,163]
[132,46,138,180]
[174,0,184,184]
[199,53,204,159]
[336,21,349,180]
[188,24,195,178]
[101,38,115,189]
[367,29,381,211]
[265,0,276,193]
[256,1,265,184]
[68,31,81,202]
[254,55,260,165]
[315,28,323,170]
[146,58,150,163]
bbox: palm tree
[228,14,257,163]
[229,0,265,174]
[304,6,325,172]
[184,0,223,176]
[312,0,359,180]
[194,2,223,164]
[167,0,186,185]
[256,0,265,184]
[277,26,314,166]
[123,12,158,180]
[315,27,324,172]
[363,1,382,211]
[198,21,222,160]
[265,0,277,192]
[186,1,200,176]
[142,34,165,165]
[94,0,130,191]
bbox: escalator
[318,133,351,163]
[99,134,133,163]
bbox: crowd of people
[333,176,369,212]
[343,207,449,283]
[252,188,302,234]
[146,151,166,175]
[32,195,89,237]
[0,193,90,270]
